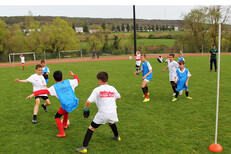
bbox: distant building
[174,27,179,31]
[75,27,83,33]
[89,29,100,33]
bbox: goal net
[8,52,36,63]
[58,50,82,59]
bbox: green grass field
[1,55,231,153]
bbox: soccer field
[1,55,231,153]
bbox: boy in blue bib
[27,70,80,137]
[172,61,192,102]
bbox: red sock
[55,118,65,134]
[145,92,149,99]
[62,114,69,126]
[23,66,24,70]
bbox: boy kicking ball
[26,71,80,137]
[15,64,51,124]
[172,60,192,102]
[134,54,153,102]
[76,72,121,153]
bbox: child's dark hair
[35,64,42,69]
[179,60,185,65]
[141,53,146,58]
[97,72,108,83]
[169,53,175,57]
[53,71,63,82]
[41,59,45,63]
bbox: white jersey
[136,53,141,66]
[88,84,120,115]
[47,79,78,98]
[168,60,179,81]
[20,57,25,64]
[26,74,47,96]
[158,57,163,63]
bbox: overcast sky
[0,0,230,21]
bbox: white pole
[214,23,221,144]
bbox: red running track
[1,53,231,68]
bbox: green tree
[116,25,120,32]
[0,19,10,53]
[83,23,89,33]
[112,35,120,50]
[126,24,130,32]
[121,24,125,32]
[101,23,106,30]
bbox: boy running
[135,49,141,74]
[76,72,121,153]
[26,70,80,137]
[41,59,50,84]
[172,60,192,101]
[178,52,185,63]
[15,64,51,124]
[19,54,25,70]
[134,54,153,102]
[163,54,179,96]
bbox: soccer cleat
[142,92,150,97]
[143,98,150,102]
[113,136,121,141]
[32,119,37,124]
[76,147,88,153]
[41,104,48,112]
[172,98,178,102]
[186,96,192,100]
[179,90,183,96]
[63,125,68,129]
[56,133,66,138]
[172,93,176,96]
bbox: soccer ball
[61,119,70,126]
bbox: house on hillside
[89,29,100,33]
[75,27,83,33]
[174,27,179,31]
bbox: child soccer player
[26,70,80,137]
[134,54,153,102]
[172,60,192,101]
[163,54,179,96]
[41,59,50,84]
[15,64,51,124]
[157,56,163,63]
[178,52,185,63]
[135,49,141,74]
[76,72,121,153]
[19,54,25,70]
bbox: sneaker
[186,96,192,100]
[76,147,87,153]
[142,92,150,97]
[113,136,121,141]
[143,98,150,102]
[179,90,183,96]
[172,93,176,96]
[56,133,66,138]
[41,104,48,112]
[172,98,178,102]
[32,119,37,124]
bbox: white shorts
[169,75,177,81]
[136,61,141,67]
[93,112,119,124]
[144,79,150,82]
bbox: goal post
[58,50,82,59]
[9,52,36,63]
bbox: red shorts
[57,107,68,115]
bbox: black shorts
[35,96,48,100]
[136,64,140,67]
[91,121,101,129]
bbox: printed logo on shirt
[100,91,114,98]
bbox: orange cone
[209,143,223,152]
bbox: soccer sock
[55,118,65,134]
[145,86,148,93]
[142,88,149,99]
[186,91,189,97]
[33,115,37,120]
[83,129,94,147]
[136,69,138,72]
[63,113,69,126]
[172,85,177,93]
[175,92,179,98]
[42,104,47,109]
[109,123,119,137]
[23,66,24,70]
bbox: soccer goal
[58,50,82,59]
[8,52,36,63]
